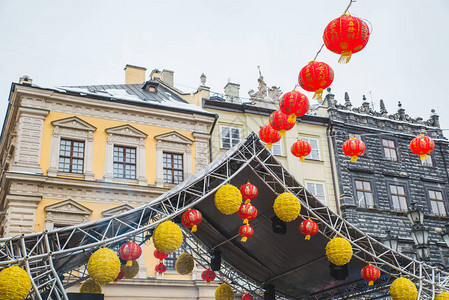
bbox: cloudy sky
[1,0,448,129]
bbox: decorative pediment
[105,124,148,138]
[154,131,193,145]
[51,116,96,132]
[45,199,92,215]
[102,204,134,217]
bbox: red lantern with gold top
[361,264,380,286]
[298,61,334,100]
[269,110,295,138]
[155,263,167,275]
[259,124,281,149]
[154,249,168,263]
[343,137,365,162]
[410,134,435,161]
[119,241,142,266]
[323,14,370,64]
[239,224,254,242]
[291,139,312,162]
[242,293,254,300]
[238,203,258,225]
[299,218,319,240]
[239,182,258,204]
[201,269,216,286]
[113,268,124,284]
[181,208,203,233]
[279,90,310,123]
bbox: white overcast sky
[1,0,448,130]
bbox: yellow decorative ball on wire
[0,266,31,300]
[153,220,183,254]
[389,277,417,300]
[87,248,121,284]
[215,283,234,300]
[326,237,353,266]
[79,278,102,294]
[215,184,242,215]
[436,292,449,300]
[175,252,195,275]
[122,260,139,279]
[273,192,301,222]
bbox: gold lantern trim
[436,292,449,300]
[79,278,102,294]
[389,277,417,300]
[325,237,353,266]
[87,248,121,284]
[215,283,234,300]
[122,260,140,279]
[175,252,195,275]
[0,265,31,300]
[273,192,301,222]
[214,184,242,215]
[153,221,183,254]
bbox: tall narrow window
[113,146,136,179]
[300,137,320,160]
[390,184,407,211]
[163,152,184,184]
[421,155,433,167]
[165,248,184,270]
[306,182,325,202]
[382,139,398,161]
[58,139,85,173]
[428,190,446,216]
[221,126,241,149]
[355,180,374,208]
[262,142,282,156]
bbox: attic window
[142,80,159,93]
[149,86,156,92]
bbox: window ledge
[304,158,324,163]
[164,183,177,188]
[113,178,138,184]
[57,171,85,179]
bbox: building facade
[327,91,449,268]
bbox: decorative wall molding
[44,199,92,230]
[102,204,134,217]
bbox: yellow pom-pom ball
[326,237,353,266]
[215,184,242,215]
[87,248,121,284]
[175,252,194,275]
[79,278,102,294]
[153,221,183,254]
[436,292,449,300]
[215,283,234,300]
[0,266,31,300]
[390,277,417,300]
[122,260,139,279]
[273,192,301,222]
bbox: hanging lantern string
[342,0,356,15]
[313,44,325,61]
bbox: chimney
[224,82,240,98]
[19,75,32,85]
[124,64,147,84]
[161,69,174,86]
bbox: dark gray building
[327,90,449,269]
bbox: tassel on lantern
[191,225,197,233]
[244,199,250,204]
[126,260,132,267]
[420,154,427,161]
[338,51,352,64]
[279,130,286,137]
[299,156,305,162]
[350,156,358,162]
[287,114,297,123]
[243,218,249,225]
[305,234,311,240]
[241,236,248,242]
[313,88,324,100]
[266,143,273,149]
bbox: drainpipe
[327,122,341,215]
[208,113,219,163]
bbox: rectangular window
[382,139,398,161]
[421,155,433,167]
[306,181,325,202]
[221,126,240,149]
[355,180,374,208]
[301,137,320,160]
[390,184,408,211]
[165,248,184,270]
[113,146,136,179]
[262,142,282,156]
[58,139,85,173]
[428,190,447,216]
[444,255,449,267]
[163,152,184,184]
[348,133,362,140]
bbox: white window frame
[421,154,433,167]
[261,141,283,156]
[220,125,241,149]
[299,137,320,161]
[305,181,326,203]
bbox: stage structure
[0,133,447,299]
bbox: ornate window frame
[48,116,96,180]
[44,199,92,230]
[104,124,148,185]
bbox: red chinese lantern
[259,124,281,149]
[239,224,254,242]
[410,134,435,161]
[269,110,295,138]
[242,293,254,300]
[113,268,124,284]
[181,208,203,233]
[323,14,370,64]
[155,263,167,275]
[298,61,334,100]
[299,218,319,240]
[201,269,216,286]
[239,182,258,204]
[291,139,312,162]
[279,90,310,123]
[119,241,142,266]
[237,204,258,225]
[361,264,380,286]
[154,249,168,263]
[342,137,365,162]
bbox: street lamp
[407,203,430,261]
[441,224,449,248]
[410,224,429,246]
[406,202,424,226]
[382,230,398,251]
